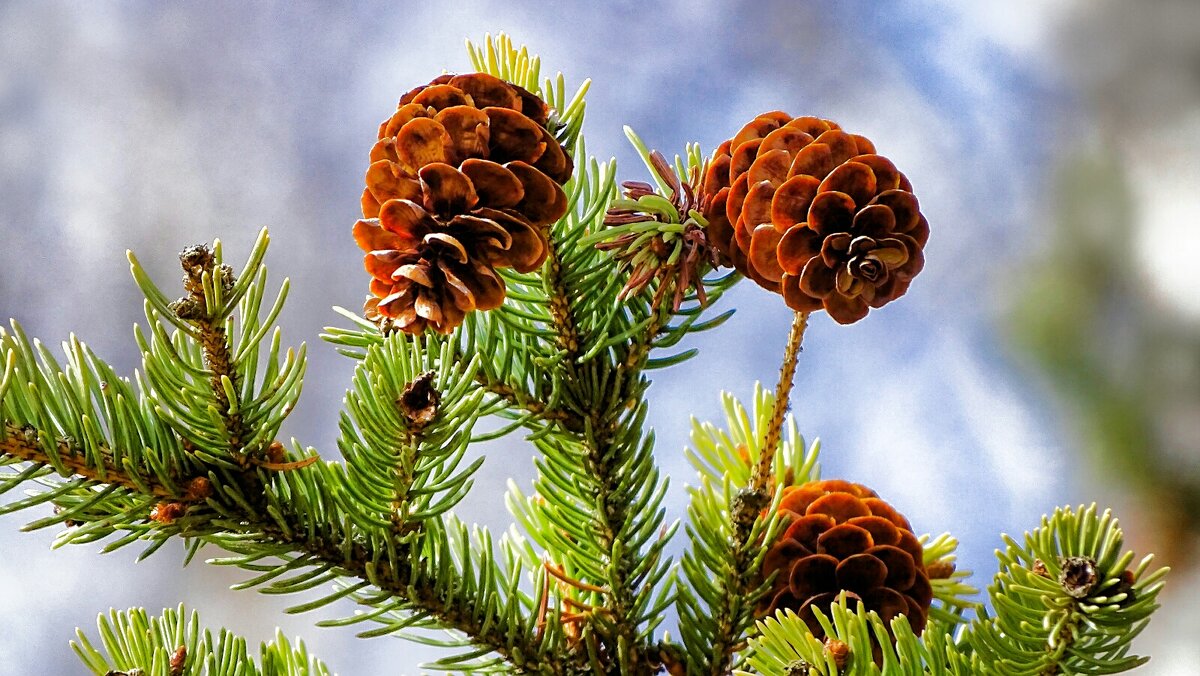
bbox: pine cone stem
[752,311,809,493]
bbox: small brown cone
[356,73,573,334]
[702,112,928,324]
[759,479,932,642]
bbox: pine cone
[354,73,573,334]
[760,479,932,640]
[702,113,928,324]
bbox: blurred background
[1,1,1197,673]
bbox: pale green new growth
[72,605,330,676]
[676,386,819,676]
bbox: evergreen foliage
[0,34,1168,675]
[740,505,1164,675]
[73,605,330,676]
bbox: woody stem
[751,311,809,493]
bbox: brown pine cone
[354,72,573,334]
[760,479,932,640]
[702,113,928,324]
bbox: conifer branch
[965,504,1168,674]
[174,244,249,456]
[545,236,584,362]
[473,370,571,424]
[433,60,672,672]
[0,31,1171,676]
[1,422,173,498]
[540,231,695,673]
[5,229,554,670]
[73,605,331,676]
[510,124,743,672]
[542,256,652,668]
[5,416,565,673]
[248,502,562,674]
[677,388,817,675]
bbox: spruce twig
[545,253,649,670]
[473,371,571,424]
[171,244,252,465]
[530,151,678,671]
[258,499,566,675]
[1,422,173,498]
[8,419,570,674]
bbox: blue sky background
[2,2,1196,673]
